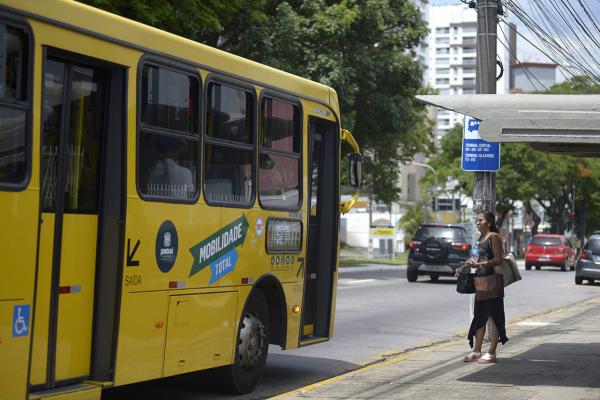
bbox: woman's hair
[480,211,499,233]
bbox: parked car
[406,224,471,282]
[575,235,600,284]
[524,234,576,271]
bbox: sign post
[462,116,500,172]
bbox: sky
[430,0,548,63]
[429,0,600,84]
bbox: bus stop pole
[476,0,499,344]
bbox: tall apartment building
[428,3,510,140]
[414,0,430,83]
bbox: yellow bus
[0,0,362,399]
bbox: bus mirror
[349,153,363,189]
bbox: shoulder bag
[494,252,522,287]
[474,273,504,300]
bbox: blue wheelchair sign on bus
[12,304,30,337]
[461,116,500,172]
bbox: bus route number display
[461,116,500,172]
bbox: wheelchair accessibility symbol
[12,305,30,337]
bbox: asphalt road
[103,262,600,400]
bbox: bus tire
[221,290,270,394]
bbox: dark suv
[406,224,472,282]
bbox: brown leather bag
[474,274,504,300]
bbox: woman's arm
[476,233,504,268]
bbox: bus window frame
[202,74,257,209]
[0,17,33,191]
[257,90,303,212]
[136,55,202,204]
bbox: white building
[428,3,511,141]
[511,62,557,93]
[414,0,430,83]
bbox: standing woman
[460,211,508,364]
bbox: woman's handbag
[474,274,504,300]
[456,270,475,294]
[493,252,522,287]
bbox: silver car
[575,235,600,285]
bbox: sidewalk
[273,296,600,400]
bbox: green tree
[79,0,259,45]
[399,201,427,245]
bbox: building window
[0,23,30,187]
[204,81,255,206]
[138,63,200,201]
[259,96,301,210]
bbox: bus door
[301,117,339,341]
[31,52,125,389]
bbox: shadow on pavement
[458,343,600,388]
[102,353,359,400]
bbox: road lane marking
[341,279,376,284]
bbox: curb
[269,294,600,399]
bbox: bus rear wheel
[221,291,270,394]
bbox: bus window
[138,63,199,201]
[259,97,301,210]
[0,23,29,186]
[204,82,255,206]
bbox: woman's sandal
[477,352,497,364]
[463,351,482,362]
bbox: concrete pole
[474,0,498,216]
[476,0,499,346]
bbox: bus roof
[7,0,337,112]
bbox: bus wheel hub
[239,312,266,369]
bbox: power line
[503,0,600,85]
[497,22,550,91]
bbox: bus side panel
[282,282,303,350]
[113,291,168,386]
[0,300,33,400]
[163,292,237,376]
[0,192,39,400]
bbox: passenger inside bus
[146,136,195,199]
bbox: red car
[525,234,576,271]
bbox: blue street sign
[461,116,500,172]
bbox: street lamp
[409,162,436,175]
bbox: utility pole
[474,0,498,215]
